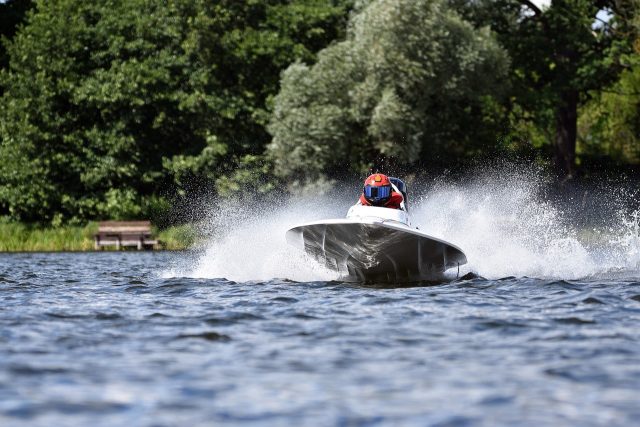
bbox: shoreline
[0,249,190,254]
[0,222,195,252]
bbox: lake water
[1,251,640,427]
[3,174,640,426]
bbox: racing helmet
[363,173,392,205]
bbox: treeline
[0,0,638,225]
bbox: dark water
[1,252,640,426]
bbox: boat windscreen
[389,177,409,211]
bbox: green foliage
[0,219,197,251]
[1,0,210,222]
[0,0,352,223]
[162,0,352,200]
[0,219,98,251]
[215,154,276,199]
[578,56,640,164]
[268,0,509,183]
[0,0,34,70]
[1,0,639,228]
[155,223,198,250]
[455,0,638,176]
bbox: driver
[358,173,404,210]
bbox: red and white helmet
[363,173,392,205]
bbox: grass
[155,223,199,250]
[0,222,98,251]
[0,221,197,252]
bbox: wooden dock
[94,221,159,250]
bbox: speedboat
[285,179,467,282]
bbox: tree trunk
[554,90,578,180]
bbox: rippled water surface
[1,251,640,426]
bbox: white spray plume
[167,196,353,282]
[168,167,640,281]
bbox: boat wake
[166,167,640,282]
[412,170,640,280]
[164,198,349,282]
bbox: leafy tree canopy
[453,0,638,178]
[0,0,351,223]
[268,0,509,185]
[578,6,640,166]
[0,0,34,70]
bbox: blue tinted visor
[364,185,391,200]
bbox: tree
[0,0,34,72]
[0,0,214,222]
[455,0,637,179]
[162,0,353,199]
[578,7,640,166]
[0,0,352,223]
[267,0,509,185]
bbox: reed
[0,222,98,251]
[155,224,198,250]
